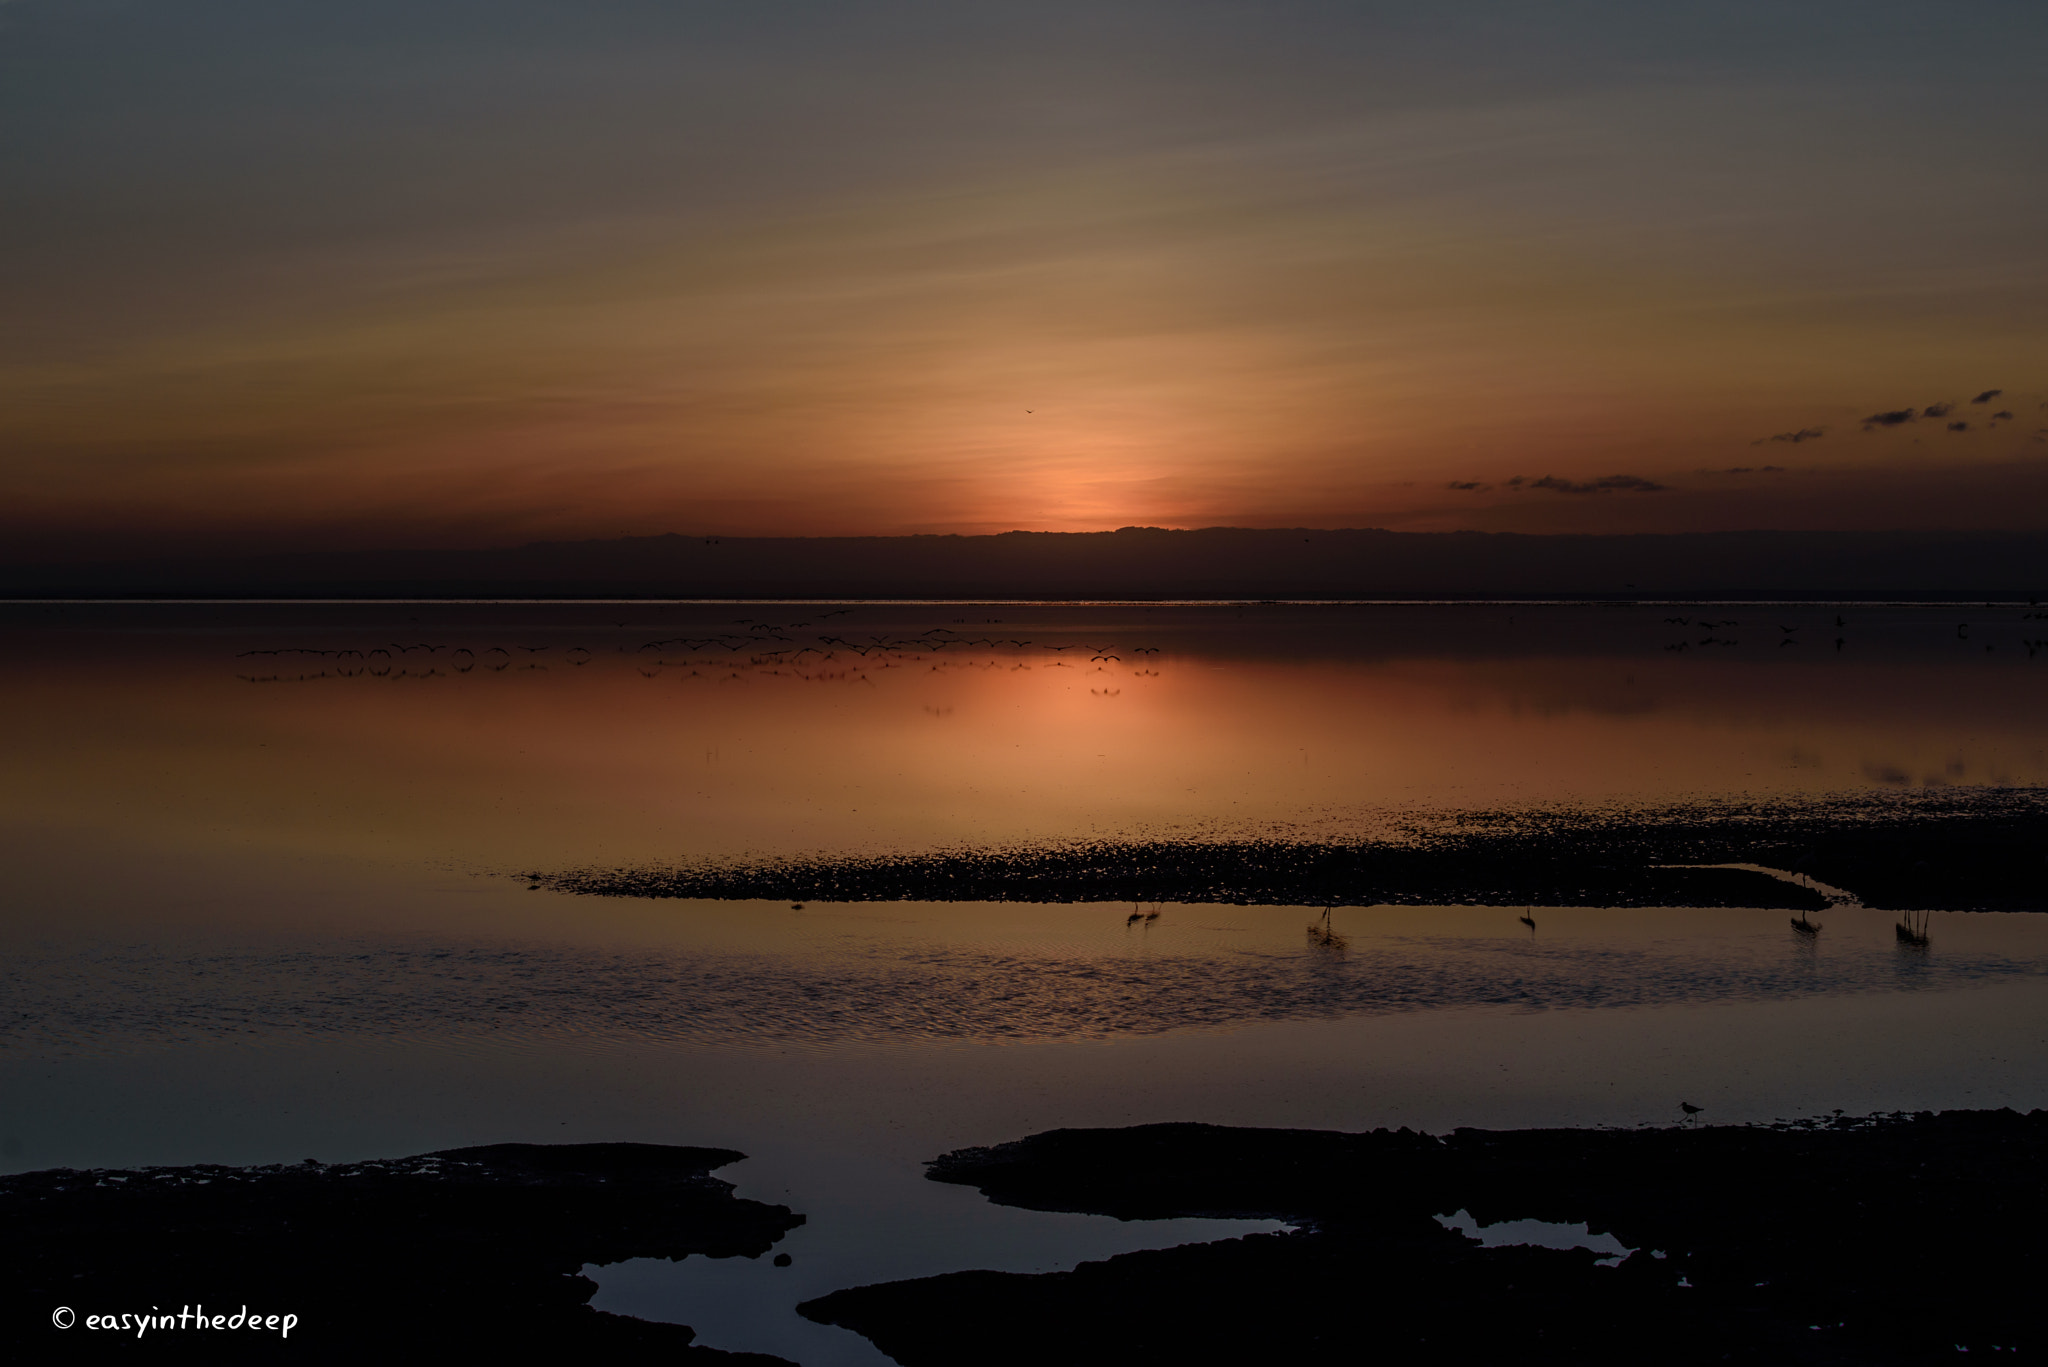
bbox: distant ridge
[6,527,2044,600]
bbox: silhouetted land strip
[529,789,2045,912]
[799,1110,2045,1364]
[2,1143,799,1363]
[12,526,2046,600]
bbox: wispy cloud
[1753,427,1824,445]
[1700,464,1787,475]
[1522,474,1668,495]
[1837,389,2015,433]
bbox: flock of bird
[235,640,595,682]
[1662,608,2046,657]
[234,618,1171,686]
[231,604,2048,684]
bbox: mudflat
[533,789,2045,913]
[802,1110,2047,1364]
[4,1143,802,1362]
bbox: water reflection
[4,601,2045,1361]
[3,602,2044,876]
[8,901,2041,1057]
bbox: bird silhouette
[1679,1102,1704,1126]
[1519,910,1536,932]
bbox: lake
[3,600,2045,1363]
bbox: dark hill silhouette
[6,527,2044,599]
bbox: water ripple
[6,919,2041,1056]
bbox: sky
[3,0,2046,561]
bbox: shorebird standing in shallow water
[1519,909,1536,933]
[1680,1102,1704,1126]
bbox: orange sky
[3,1,2045,561]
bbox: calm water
[4,601,2046,1363]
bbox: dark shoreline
[12,526,2045,600]
[2,1143,801,1362]
[801,1110,2048,1365]
[10,1116,2042,1363]
[530,789,2047,913]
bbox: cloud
[1525,474,1668,495]
[1753,427,1824,445]
[1701,465,1787,475]
[1923,401,1954,418]
[1992,410,2013,420]
[1445,480,1489,491]
[1947,421,1969,432]
[1862,408,1916,427]
[1971,389,2003,404]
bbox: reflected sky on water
[4,602,2045,1363]
[4,600,2045,871]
